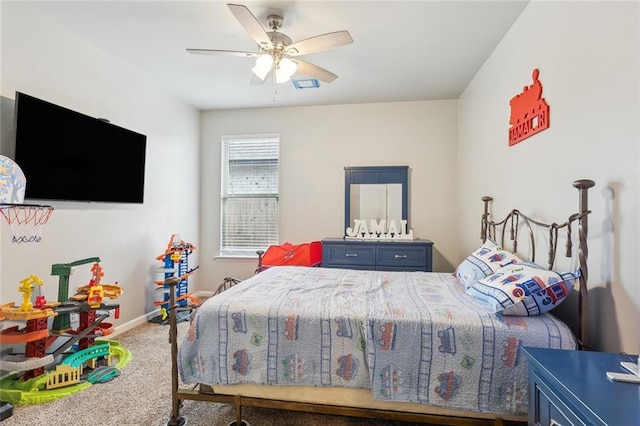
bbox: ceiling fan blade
[187,48,258,58]
[286,31,353,56]
[227,3,273,50]
[291,59,338,83]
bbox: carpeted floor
[1,320,423,426]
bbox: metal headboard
[480,179,595,350]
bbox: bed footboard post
[165,276,186,426]
[255,250,265,274]
[573,179,595,350]
[234,394,243,426]
[481,196,492,242]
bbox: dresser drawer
[376,245,428,271]
[322,239,433,272]
[530,371,586,426]
[322,244,375,268]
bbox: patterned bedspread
[179,266,576,416]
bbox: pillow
[466,262,579,316]
[454,238,523,289]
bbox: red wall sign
[508,69,550,146]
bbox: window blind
[220,134,279,256]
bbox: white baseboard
[106,309,162,339]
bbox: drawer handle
[345,253,358,257]
[394,254,408,259]
[550,419,563,426]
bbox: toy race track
[0,326,50,344]
[0,226,130,418]
[0,354,54,373]
[0,340,131,405]
[0,374,93,405]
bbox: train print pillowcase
[467,263,579,316]
[454,238,523,289]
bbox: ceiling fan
[187,3,353,85]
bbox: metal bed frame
[165,179,595,426]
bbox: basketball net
[0,204,54,243]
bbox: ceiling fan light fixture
[275,57,297,84]
[252,54,274,80]
[188,4,353,87]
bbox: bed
[166,179,595,426]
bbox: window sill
[214,255,258,261]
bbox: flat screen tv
[13,91,147,204]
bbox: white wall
[198,101,459,287]
[1,3,200,330]
[3,1,636,355]
[458,1,639,353]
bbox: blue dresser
[321,238,433,272]
[523,347,640,425]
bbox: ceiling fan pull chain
[273,81,278,103]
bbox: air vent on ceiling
[292,79,320,90]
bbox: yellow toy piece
[87,285,104,308]
[70,262,123,303]
[71,284,122,301]
[18,274,43,312]
[0,302,58,321]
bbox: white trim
[221,133,280,141]
[104,309,161,339]
[213,255,256,261]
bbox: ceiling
[23,1,529,111]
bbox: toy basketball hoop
[0,154,54,242]
[0,203,54,243]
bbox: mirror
[344,166,408,236]
[349,183,403,229]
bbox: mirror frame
[344,166,409,236]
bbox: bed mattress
[179,266,575,416]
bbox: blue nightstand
[523,347,640,425]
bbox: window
[220,134,279,256]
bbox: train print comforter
[179,266,576,416]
